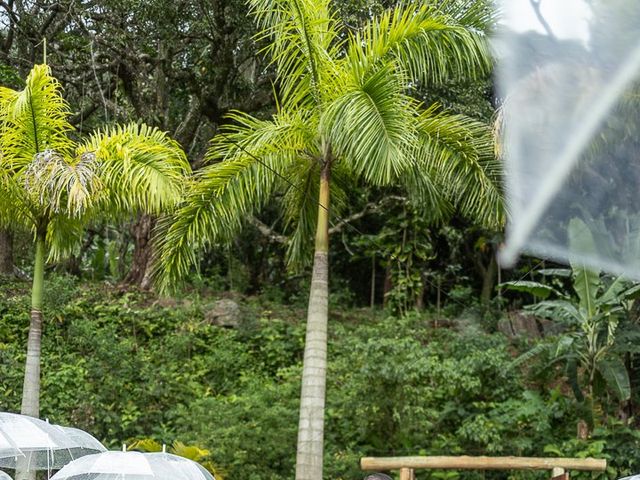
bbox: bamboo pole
[360,456,606,472]
[399,468,414,480]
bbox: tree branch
[249,217,287,244]
[68,100,99,126]
[38,3,61,36]
[529,0,556,39]
[328,195,407,235]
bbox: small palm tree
[0,64,190,418]
[155,1,501,479]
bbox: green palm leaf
[46,213,87,261]
[282,159,349,267]
[154,157,278,292]
[436,0,498,31]
[322,61,416,186]
[349,2,494,87]
[154,110,315,290]
[0,64,74,170]
[77,123,190,215]
[0,176,34,230]
[250,0,340,105]
[415,105,503,227]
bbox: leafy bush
[0,276,634,479]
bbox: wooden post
[399,468,414,480]
[552,467,569,480]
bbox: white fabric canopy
[497,0,640,277]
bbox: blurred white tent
[496,0,640,276]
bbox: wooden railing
[360,455,607,480]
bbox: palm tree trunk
[480,253,498,304]
[295,159,331,480]
[15,234,45,480]
[0,228,13,276]
[21,233,45,417]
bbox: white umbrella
[0,413,105,470]
[53,427,106,460]
[0,472,12,480]
[496,1,640,277]
[50,452,215,480]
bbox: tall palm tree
[0,64,191,419]
[155,1,501,479]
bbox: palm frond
[0,176,36,231]
[76,123,190,214]
[282,158,320,268]
[281,158,348,267]
[322,61,417,186]
[46,212,87,261]
[414,104,503,228]
[249,0,340,105]
[397,159,452,223]
[435,0,498,31]
[153,157,278,292]
[153,111,314,290]
[211,108,316,162]
[349,2,493,87]
[0,64,74,170]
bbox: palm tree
[0,64,190,419]
[155,1,501,479]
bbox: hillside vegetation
[1,276,638,480]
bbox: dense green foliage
[0,0,501,298]
[1,276,639,479]
[1,2,639,480]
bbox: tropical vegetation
[154,1,500,477]
[0,65,190,418]
[0,1,639,480]
[1,277,640,479]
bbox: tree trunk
[124,214,156,289]
[383,265,392,308]
[295,158,331,480]
[0,228,14,276]
[21,233,45,417]
[370,255,376,309]
[415,274,425,310]
[480,253,498,304]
